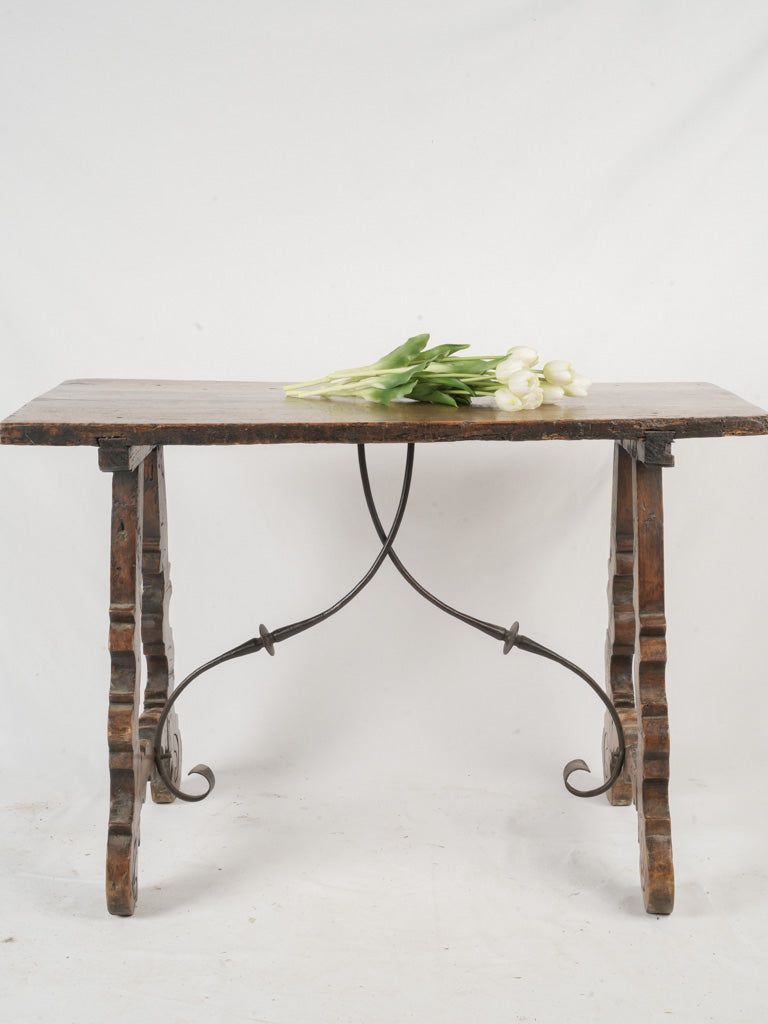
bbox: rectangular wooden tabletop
[1,379,766,446]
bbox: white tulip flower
[506,345,538,368]
[563,373,591,397]
[539,382,565,405]
[542,360,574,386]
[503,369,538,396]
[521,386,544,410]
[495,355,526,381]
[494,388,524,411]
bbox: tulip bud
[521,387,544,410]
[496,356,526,382]
[539,383,565,405]
[542,360,574,386]
[506,345,538,368]
[494,388,524,411]
[562,373,591,397]
[503,369,538,396]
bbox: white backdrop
[2,3,768,1022]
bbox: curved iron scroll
[153,443,625,802]
[356,446,625,798]
[153,443,415,800]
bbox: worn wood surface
[621,432,675,466]
[138,448,182,804]
[602,443,638,806]
[104,446,182,914]
[98,439,155,473]
[632,457,674,915]
[603,439,676,913]
[2,379,767,446]
[106,462,151,916]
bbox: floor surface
[2,751,766,1024]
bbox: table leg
[104,452,152,915]
[632,454,674,914]
[138,447,182,803]
[603,443,638,805]
[99,442,182,914]
[603,437,675,913]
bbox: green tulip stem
[285,382,372,399]
[284,364,423,395]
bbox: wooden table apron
[3,379,767,917]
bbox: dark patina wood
[139,448,182,805]
[97,438,156,473]
[2,379,767,447]
[602,443,637,807]
[104,453,151,916]
[602,437,675,913]
[101,443,181,914]
[632,454,674,914]
[621,432,675,467]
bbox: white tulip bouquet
[284,334,590,411]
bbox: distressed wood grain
[633,457,674,915]
[2,380,767,446]
[139,447,182,804]
[106,462,152,916]
[603,442,638,806]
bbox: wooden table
[2,378,766,917]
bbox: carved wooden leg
[632,455,674,914]
[603,443,638,805]
[103,448,154,916]
[139,447,182,803]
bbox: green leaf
[448,391,473,406]
[372,334,431,370]
[359,366,422,390]
[408,388,458,407]
[417,343,470,363]
[360,381,417,404]
[418,375,473,392]
[408,382,437,399]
